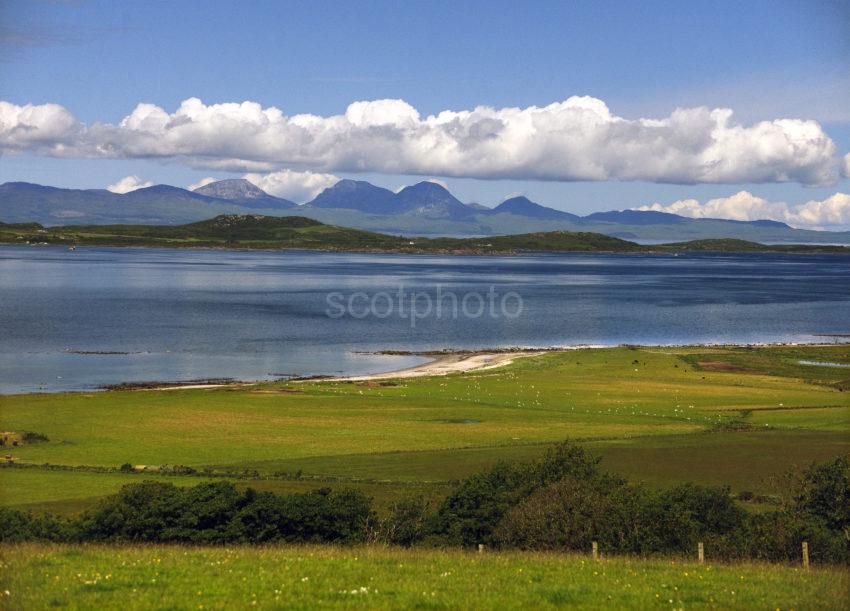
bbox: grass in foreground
[2,544,846,610]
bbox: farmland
[1,343,848,608]
[1,343,848,515]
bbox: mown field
[2,544,847,610]
[1,344,848,516]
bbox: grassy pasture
[0,344,847,514]
[227,429,850,493]
[2,544,847,610]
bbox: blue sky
[1,0,848,220]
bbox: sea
[1,245,848,393]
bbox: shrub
[76,480,187,541]
[743,511,848,564]
[378,496,430,546]
[494,478,748,557]
[0,509,72,542]
[790,457,849,537]
[646,483,748,554]
[0,508,37,542]
[425,442,605,547]
[495,476,640,552]
[74,481,373,544]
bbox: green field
[1,344,848,515]
[2,544,847,610]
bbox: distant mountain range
[2,178,849,244]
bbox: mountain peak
[191,179,296,210]
[332,179,374,190]
[494,196,579,221]
[395,181,475,219]
[193,179,268,200]
[499,195,535,207]
[397,181,452,197]
[126,184,194,196]
[307,179,398,214]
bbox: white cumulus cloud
[636,191,850,229]
[106,175,153,194]
[187,176,218,191]
[243,169,339,203]
[0,96,842,186]
[842,153,850,178]
[0,101,81,152]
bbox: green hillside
[1,215,848,254]
[657,238,850,253]
[0,215,645,253]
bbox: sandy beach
[334,350,545,382]
[138,340,850,391]
[136,350,543,391]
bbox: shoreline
[5,339,848,395]
[3,242,850,257]
[125,338,850,388]
[329,350,545,382]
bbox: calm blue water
[1,245,848,394]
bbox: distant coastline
[2,215,849,255]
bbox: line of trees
[2,444,848,564]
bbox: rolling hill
[2,214,848,255]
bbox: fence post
[698,541,704,564]
[478,543,485,554]
[802,541,809,570]
[592,541,598,561]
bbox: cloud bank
[636,191,850,229]
[106,175,153,194]
[242,169,339,202]
[0,97,843,186]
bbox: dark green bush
[648,483,748,553]
[494,476,638,552]
[425,442,603,546]
[0,508,72,542]
[742,511,848,564]
[493,478,747,557]
[73,481,373,544]
[789,457,849,536]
